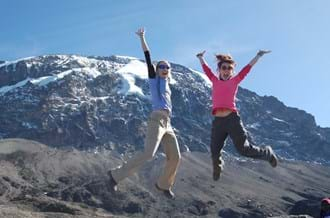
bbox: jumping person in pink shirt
[196,50,278,181]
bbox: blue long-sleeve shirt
[144,51,172,113]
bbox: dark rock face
[0,54,329,165]
[219,208,249,218]
[290,199,320,218]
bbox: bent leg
[210,118,227,167]
[229,114,269,160]
[210,118,227,180]
[157,128,181,190]
[112,117,165,183]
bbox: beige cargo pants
[112,110,181,190]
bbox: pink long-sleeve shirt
[202,63,252,115]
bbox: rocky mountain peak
[0,54,329,165]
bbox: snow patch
[0,78,31,94]
[72,55,93,66]
[282,132,294,137]
[277,140,291,147]
[247,122,261,129]
[90,96,110,101]
[189,68,212,86]
[168,72,178,85]
[115,59,148,97]
[0,67,101,95]
[182,144,190,152]
[114,55,139,60]
[272,117,288,124]
[0,56,35,68]
[22,122,37,129]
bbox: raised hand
[196,50,206,58]
[257,50,271,57]
[135,27,145,38]
[136,27,149,52]
[249,50,271,66]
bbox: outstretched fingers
[257,50,271,57]
[135,27,145,37]
[196,50,206,58]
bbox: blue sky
[1,0,330,127]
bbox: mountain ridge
[0,54,329,165]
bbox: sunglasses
[220,65,233,71]
[158,65,170,70]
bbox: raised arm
[196,50,217,82]
[248,50,271,67]
[136,27,149,52]
[136,28,156,78]
[196,50,207,66]
[236,50,272,82]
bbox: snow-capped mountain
[0,54,329,164]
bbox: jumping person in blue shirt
[107,28,181,199]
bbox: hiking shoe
[213,161,224,181]
[155,183,175,199]
[107,170,118,192]
[266,146,278,168]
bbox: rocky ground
[0,138,329,218]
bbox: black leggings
[210,112,268,164]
